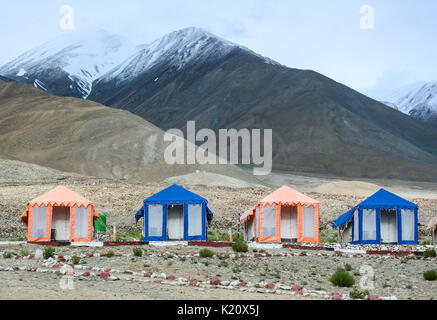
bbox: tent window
[263,205,276,237]
[302,206,315,238]
[188,204,203,237]
[74,206,89,239]
[148,205,163,237]
[401,209,415,241]
[362,209,377,240]
[353,210,359,242]
[32,206,47,238]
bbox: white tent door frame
[167,205,184,240]
[380,209,398,243]
[280,205,297,239]
[52,206,70,241]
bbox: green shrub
[3,252,12,259]
[21,249,29,257]
[330,269,355,287]
[423,270,437,281]
[349,287,369,299]
[232,241,248,253]
[133,247,143,257]
[106,250,115,258]
[43,247,55,259]
[344,263,353,271]
[199,248,215,258]
[72,256,81,265]
[424,249,436,258]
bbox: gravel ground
[0,244,436,300]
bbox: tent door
[51,206,70,241]
[380,209,397,243]
[167,205,184,240]
[280,206,297,241]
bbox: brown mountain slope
[90,44,437,181]
[0,80,258,184]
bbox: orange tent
[240,185,320,243]
[20,186,99,243]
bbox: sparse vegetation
[43,246,55,259]
[3,252,13,259]
[424,249,436,258]
[330,268,355,287]
[423,270,437,281]
[319,229,337,243]
[349,287,369,299]
[199,248,215,258]
[133,247,143,257]
[232,240,248,253]
[344,263,353,271]
[116,229,143,241]
[106,250,115,258]
[72,256,81,265]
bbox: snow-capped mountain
[381,82,437,127]
[95,27,280,87]
[0,30,136,98]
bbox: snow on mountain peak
[382,81,437,121]
[97,27,281,86]
[0,30,136,98]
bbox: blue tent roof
[332,209,354,228]
[358,188,418,208]
[145,184,208,203]
[141,184,213,217]
[332,189,418,228]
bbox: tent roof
[28,185,93,207]
[358,189,418,208]
[240,207,256,222]
[259,185,320,207]
[332,188,418,228]
[145,184,208,204]
[332,209,354,228]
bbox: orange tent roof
[28,185,93,207]
[259,185,320,207]
[240,186,320,222]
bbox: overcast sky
[1,0,436,98]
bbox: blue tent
[332,189,418,245]
[135,184,213,241]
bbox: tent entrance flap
[280,205,297,240]
[380,209,397,243]
[51,206,70,241]
[167,205,184,240]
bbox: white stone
[230,280,240,287]
[35,249,44,259]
